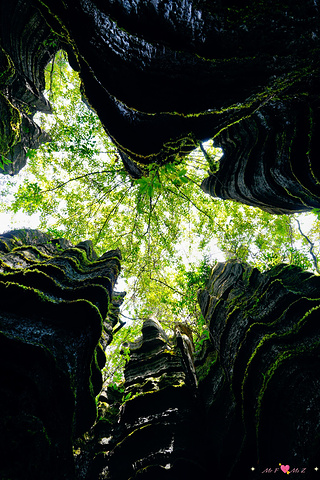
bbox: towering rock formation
[197,261,320,478]
[32,0,320,174]
[72,262,320,479]
[0,1,58,174]
[75,318,204,480]
[1,0,320,212]
[0,229,122,480]
[1,2,320,478]
[201,88,320,214]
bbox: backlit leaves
[1,51,320,383]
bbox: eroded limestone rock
[1,231,319,479]
[34,0,320,170]
[0,1,57,174]
[0,229,122,480]
[197,261,320,478]
[84,263,320,479]
[76,318,204,480]
[1,1,320,212]
[201,88,320,213]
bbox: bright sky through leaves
[1,51,320,383]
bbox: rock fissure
[1,1,320,478]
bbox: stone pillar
[0,229,121,480]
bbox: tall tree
[1,52,319,381]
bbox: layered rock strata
[197,261,320,478]
[1,1,319,191]
[1,232,319,479]
[201,85,320,214]
[0,229,122,480]
[78,260,320,479]
[33,0,320,173]
[0,1,59,174]
[77,319,204,480]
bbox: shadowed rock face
[1,0,320,212]
[0,229,121,480]
[0,1,58,174]
[197,261,320,478]
[73,262,320,479]
[76,319,205,480]
[1,2,320,478]
[34,1,320,169]
[201,87,320,214]
[0,236,320,479]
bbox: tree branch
[149,276,185,296]
[199,142,212,163]
[41,168,126,193]
[295,217,320,274]
[94,186,132,243]
[166,183,214,223]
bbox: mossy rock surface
[0,229,122,480]
[0,92,21,156]
[0,45,15,87]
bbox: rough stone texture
[74,261,320,479]
[33,1,320,173]
[1,1,320,213]
[0,244,320,478]
[1,2,320,478]
[73,319,204,480]
[0,1,57,174]
[0,229,122,480]
[197,261,320,478]
[201,87,320,214]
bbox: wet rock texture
[0,229,121,480]
[197,261,320,478]
[0,1,58,174]
[201,91,320,214]
[34,1,320,168]
[76,262,320,479]
[1,1,320,212]
[1,2,320,478]
[75,319,205,480]
[0,235,320,479]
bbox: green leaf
[3,51,319,389]
[147,184,154,197]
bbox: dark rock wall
[34,1,320,172]
[1,2,320,478]
[0,229,121,480]
[1,1,320,211]
[197,261,320,478]
[0,0,58,174]
[2,238,319,479]
[201,81,320,214]
[77,261,320,479]
[79,319,205,480]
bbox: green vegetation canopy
[1,51,319,383]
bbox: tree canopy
[1,51,320,383]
